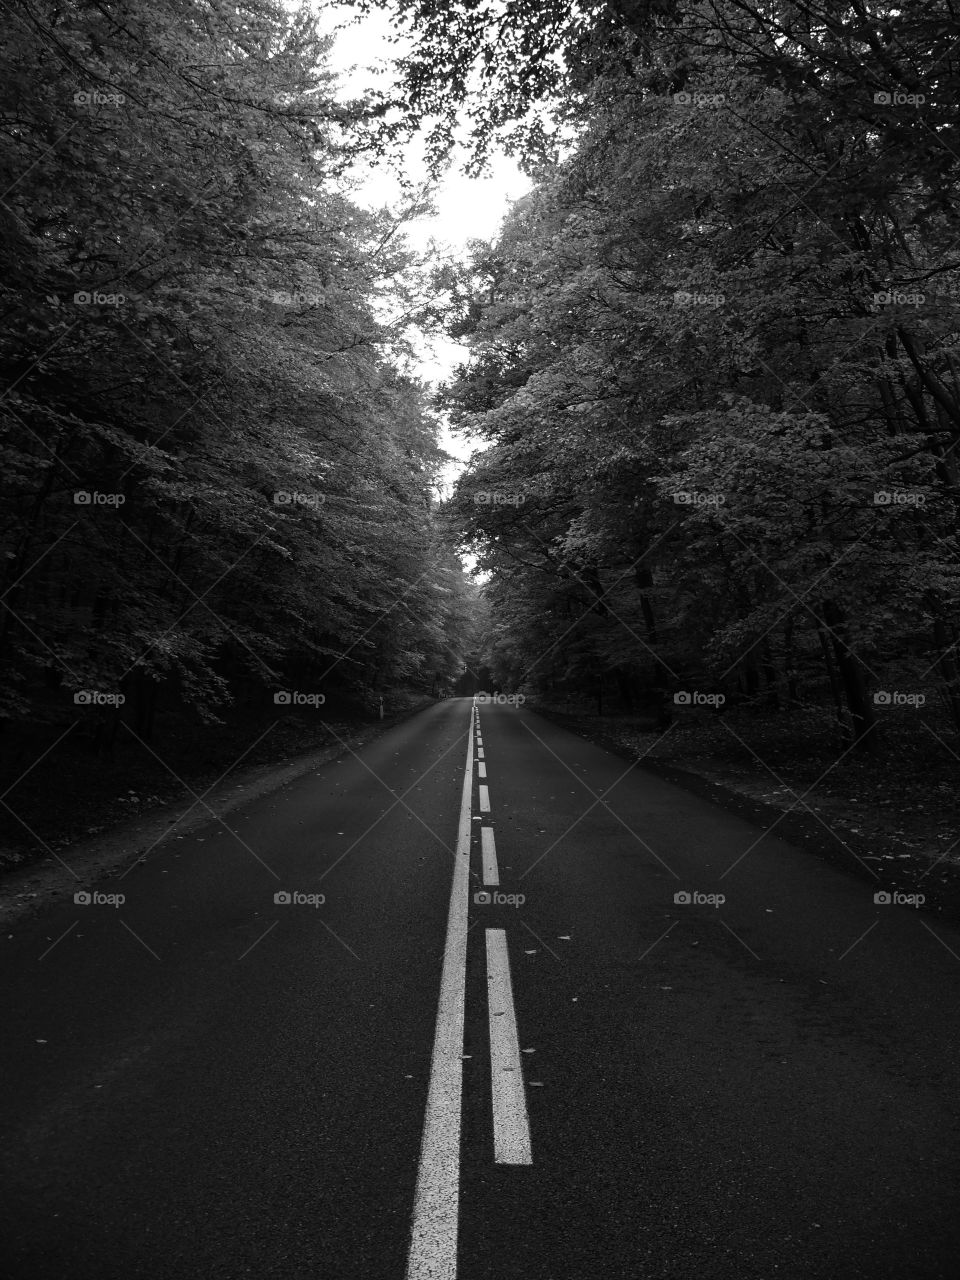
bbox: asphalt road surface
[2,697,960,1279]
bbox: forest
[427,0,960,753]
[3,0,959,862]
[0,0,483,856]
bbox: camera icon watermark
[273,690,325,707]
[74,690,126,707]
[73,291,125,307]
[873,490,925,507]
[73,490,125,506]
[873,90,925,106]
[672,490,725,506]
[672,92,725,108]
[674,690,725,707]
[265,290,324,307]
[872,690,925,708]
[473,491,526,507]
[873,890,925,907]
[274,890,325,907]
[273,490,324,508]
[872,290,924,308]
[673,290,725,307]
[74,890,125,907]
[73,89,126,107]
[674,889,725,907]
[474,890,525,907]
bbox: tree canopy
[428,0,960,748]
[1,0,476,748]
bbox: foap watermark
[273,490,324,508]
[474,890,526,908]
[74,490,125,506]
[874,890,925,907]
[274,890,325,907]
[264,290,324,307]
[674,690,725,708]
[74,89,126,107]
[873,691,925,708]
[873,490,925,508]
[274,691,325,708]
[74,291,125,307]
[474,491,526,507]
[673,290,724,307]
[673,91,725,108]
[74,690,125,707]
[476,692,526,706]
[873,290,925,308]
[674,890,725,907]
[672,490,725,507]
[74,890,125,908]
[873,90,925,106]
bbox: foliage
[0,0,475,744]
[437,0,960,749]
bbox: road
[2,697,960,1279]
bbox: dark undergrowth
[531,697,960,924]
[0,688,434,873]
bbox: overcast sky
[319,3,528,484]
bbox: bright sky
[317,2,529,484]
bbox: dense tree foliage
[424,0,960,749]
[1,0,474,751]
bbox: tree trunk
[821,599,878,751]
[818,623,849,746]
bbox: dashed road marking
[481,827,499,886]
[485,928,532,1165]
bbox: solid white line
[485,929,532,1165]
[478,761,487,779]
[481,827,499,885]
[478,784,490,812]
[406,708,474,1280]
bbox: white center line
[485,928,532,1165]
[478,784,490,813]
[481,827,499,885]
[477,761,487,779]
[406,708,474,1280]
